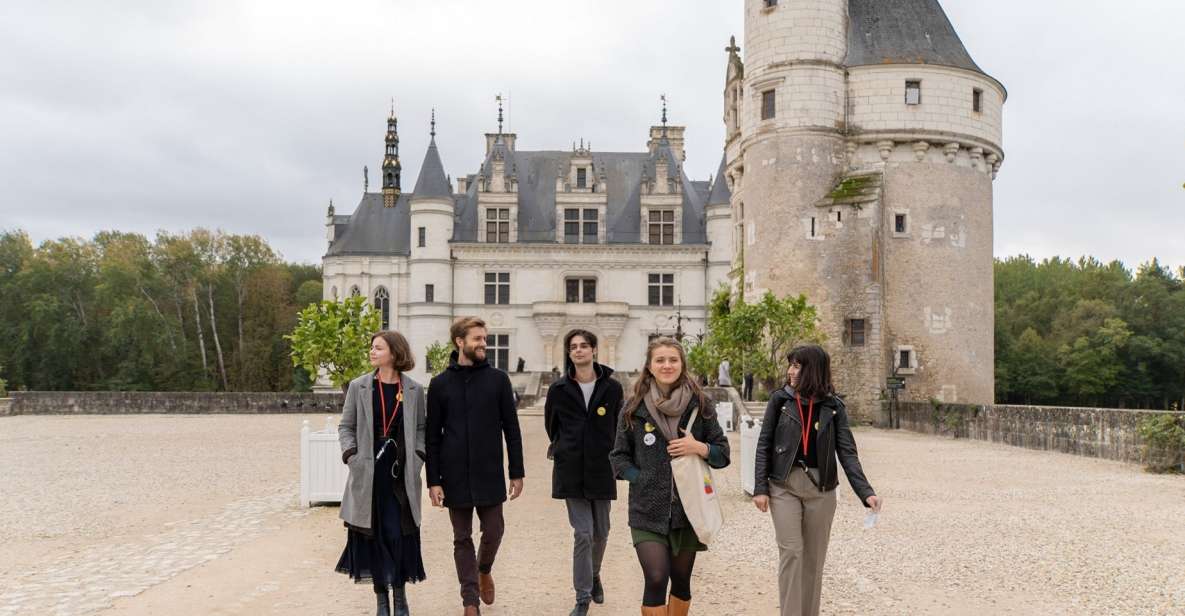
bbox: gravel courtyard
[2,413,1183,615]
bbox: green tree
[1008,328,1060,404]
[286,295,380,392]
[1059,317,1132,404]
[425,341,452,377]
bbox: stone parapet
[6,391,345,416]
[882,401,1185,467]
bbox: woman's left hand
[667,428,709,458]
[866,495,883,512]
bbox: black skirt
[335,440,426,587]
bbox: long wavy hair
[622,337,711,429]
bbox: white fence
[300,417,348,507]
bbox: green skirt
[630,526,707,555]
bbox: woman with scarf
[336,330,427,616]
[609,337,730,616]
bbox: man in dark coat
[427,317,524,616]
[545,329,624,616]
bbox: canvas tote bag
[670,407,724,545]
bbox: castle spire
[660,94,669,140]
[496,94,504,136]
[430,108,437,141]
[382,102,402,207]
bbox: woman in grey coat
[336,330,427,616]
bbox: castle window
[836,211,842,223]
[973,88,983,113]
[417,226,426,248]
[373,287,390,330]
[425,284,435,304]
[484,272,510,305]
[349,286,361,298]
[564,208,599,244]
[761,89,776,120]
[764,0,777,7]
[485,208,510,243]
[905,81,922,105]
[576,167,587,189]
[648,273,674,306]
[810,217,816,238]
[565,278,597,304]
[895,345,917,374]
[487,334,510,371]
[648,209,675,245]
[846,319,866,346]
[894,213,909,236]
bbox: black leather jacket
[753,387,876,506]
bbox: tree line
[0,229,322,393]
[995,256,1185,409]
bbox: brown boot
[640,606,666,616]
[667,595,691,616]
[478,572,495,605]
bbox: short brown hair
[371,330,415,372]
[450,316,487,346]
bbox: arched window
[374,287,390,330]
[331,286,338,300]
[349,285,361,298]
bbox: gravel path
[1,413,1183,615]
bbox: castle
[321,0,1005,416]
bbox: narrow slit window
[894,214,908,234]
[576,167,587,189]
[417,226,426,248]
[973,88,983,113]
[810,217,816,237]
[899,349,912,368]
[425,284,434,304]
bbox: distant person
[752,345,882,616]
[610,337,730,616]
[717,359,732,388]
[427,317,525,616]
[545,329,625,615]
[743,372,755,401]
[336,330,427,616]
[516,357,526,373]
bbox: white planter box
[716,402,734,432]
[300,417,348,507]
[740,415,762,496]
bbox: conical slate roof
[847,0,985,75]
[706,154,731,206]
[411,138,452,199]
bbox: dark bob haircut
[786,344,834,401]
[371,330,415,373]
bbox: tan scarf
[644,380,693,442]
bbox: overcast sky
[2,0,1183,270]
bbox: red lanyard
[376,372,402,438]
[796,395,814,457]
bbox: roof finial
[389,97,395,118]
[725,35,740,56]
[660,94,669,139]
[430,108,436,140]
[496,93,504,135]
[363,165,369,193]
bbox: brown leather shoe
[478,572,495,605]
[667,595,691,616]
[640,606,665,616]
[463,605,480,616]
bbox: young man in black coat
[427,317,525,616]
[545,329,624,616]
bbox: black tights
[635,540,697,607]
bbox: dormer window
[564,208,598,244]
[485,207,510,243]
[576,167,587,189]
[648,210,675,245]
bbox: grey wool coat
[338,372,427,530]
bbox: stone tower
[726,0,1006,416]
[406,111,455,368]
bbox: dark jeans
[448,504,505,607]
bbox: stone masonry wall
[882,401,1185,467]
[3,391,346,417]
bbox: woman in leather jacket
[752,345,882,616]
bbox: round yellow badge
[597,406,607,416]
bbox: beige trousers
[768,466,837,616]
